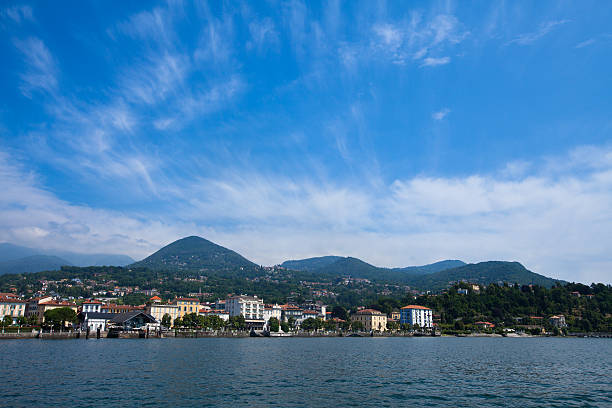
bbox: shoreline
[1,331,610,340]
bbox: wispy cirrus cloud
[507,19,571,46]
[2,143,612,283]
[432,108,450,120]
[1,5,33,24]
[369,13,468,67]
[13,37,57,97]
[421,56,450,67]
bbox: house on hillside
[549,315,567,328]
[474,321,495,330]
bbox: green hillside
[409,261,563,290]
[281,256,344,271]
[393,260,466,275]
[130,236,257,271]
[0,255,72,275]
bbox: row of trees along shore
[364,282,611,334]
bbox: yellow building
[37,300,78,323]
[146,303,180,325]
[175,297,200,318]
[0,296,26,324]
[351,309,387,332]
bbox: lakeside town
[0,283,595,339]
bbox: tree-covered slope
[281,256,344,271]
[408,261,563,290]
[0,255,72,275]
[131,236,257,271]
[393,260,466,275]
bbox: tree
[340,320,351,331]
[280,321,290,332]
[324,320,337,331]
[161,313,172,328]
[2,315,12,327]
[28,314,39,326]
[287,316,296,329]
[301,317,318,331]
[331,306,348,321]
[454,320,465,330]
[44,307,76,329]
[16,316,27,326]
[228,315,246,330]
[351,320,364,332]
[268,317,280,332]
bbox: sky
[0,1,611,284]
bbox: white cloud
[421,56,450,67]
[2,144,611,283]
[575,38,596,49]
[246,17,279,53]
[13,37,57,97]
[368,14,466,67]
[1,5,33,24]
[507,20,571,46]
[432,108,450,120]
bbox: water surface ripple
[1,337,610,407]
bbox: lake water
[0,337,610,407]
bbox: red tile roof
[401,305,431,310]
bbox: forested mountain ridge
[131,236,257,271]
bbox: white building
[82,300,102,313]
[400,305,433,328]
[80,312,116,332]
[226,295,264,320]
[199,308,230,321]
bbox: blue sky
[1,1,611,283]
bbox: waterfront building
[549,315,567,328]
[226,295,265,330]
[25,296,53,319]
[37,300,78,323]
[109,311,158,331]
[400,305,433,328]
[300,301,327,320]
[79,312,116,332]
[0,296,26,324]
[175,298,201,317]
[146,303,179,325]
[263,304,282,322]
[82,300,102,313]
[198,308,230,321]
[351,309,387,332]
[101,304,145,314]
[389,310,400,321]
[226,295,264,320]
[280,304,304,323]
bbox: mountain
[51,252,134,267]
[0,243,39,262]
[0,242,134,266]
[281,256,344,271]
[0,255,72,275]
[409,261,563,290]
[282,256,465,278]
[131,236,257,271]
[393,260,466,275]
